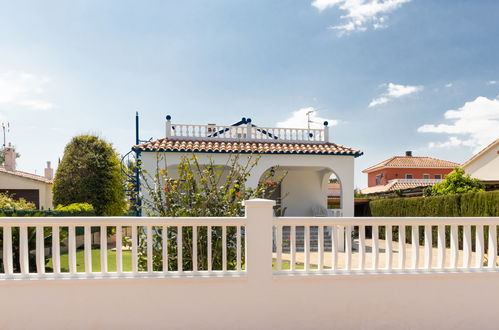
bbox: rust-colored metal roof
[133,138,363,157]
[363,156,460,173]
[0,167,52,184]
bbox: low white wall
[1,273,498,330]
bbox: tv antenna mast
[1,122,10,147]
[306,109,321,130]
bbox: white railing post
[243,199,275,282]
[323,121,329,142]
[165,115,172,138]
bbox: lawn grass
[46,249,319,272]
[46,249,133,272]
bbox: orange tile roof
[133,138,363,156]
[363,156,460,173]
[0,167,52,184]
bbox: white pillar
[243,199,275,283]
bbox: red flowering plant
[136,153,286,271]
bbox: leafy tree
[0,192,35,210]
[136,154,286,271]
[52,135,126,215]
[427,167,485,196]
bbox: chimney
[44,161,54,180]
[405,151,413,157]
[4,145,16,171]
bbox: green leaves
[52,135,127,216]
[429,168,485,196]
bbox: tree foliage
[52,135,126,216]
[0,192,35,210]
[426,167,484,196]
[136,154,286,271]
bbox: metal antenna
[1,122,9,147]
[306,110,314,130]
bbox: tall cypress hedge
[370,191,499,217]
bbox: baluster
[331,225,338,271]
[463,225,472,268]
[424,225,432,270]
[398,225,406,269]
[147,225,153,272]
[236,225,241,272]
[100,226,107,273]
[36,226,45,275]
[358,225,365,270]
[84,226,92,274]
[488,225,497,269]
[52,226,60,274]
[345,225,352,271]
[318,225,324,271]
[276,225,282,271]
[305,226,310,271]
[291,226,296,271]
[192,226,198,272]
[162,226,168,273]
[132,225,138,273]
[476,225,484,268]
[450,225,458,269]
[412,225,419,269]
[437,225,445,269]
[207,226,212,272]
[20,226,29,275]
[222,226,227,272]
[2,226,13,275]
[178,226,183,272]
[386,225,392,270]
[116,226,123,273]
[69,225,77,274]
[372,225,379,270]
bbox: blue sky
[0,0,498,188]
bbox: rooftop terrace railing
[1,200,498,281]
[165,117,330,143]
[387,178,444,185]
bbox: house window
[423,174,430,179]
[375,175,381,185]
[435,174,442,179]
[406,174,413,179]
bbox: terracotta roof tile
[133,138,363,156]
[363,156,460,173]
[360,180,434,195]
[0,167,52,184]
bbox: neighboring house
[360,151,459,196]
[462,138,499,190]
[0,145,54,209]
[131,115,363,217]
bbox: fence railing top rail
[274,216,499,226]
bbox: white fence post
[244,199,275,282]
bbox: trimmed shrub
[55,203,94,214]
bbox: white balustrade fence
[166,122,328,143]
[1,200,498,281]
[0,217,246,279]
[273,217,499,274]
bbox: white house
[462,138,499,189]
[132,115,362,217]
[0,146,54,209]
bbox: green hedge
[370,191,499,217]
[0,209,96,217]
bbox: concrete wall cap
[243,199,276,207]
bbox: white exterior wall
[140,152,355,217]
[463,144,499,181]
[1,271,498,329]
[0,173,53,210]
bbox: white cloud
[0,72,54,110]
[276,107,338,129]
[487,80,497,85]
[418,96,499,152]
[445,83,453,88]
[368,82,423,107]
[312,0,410,34]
